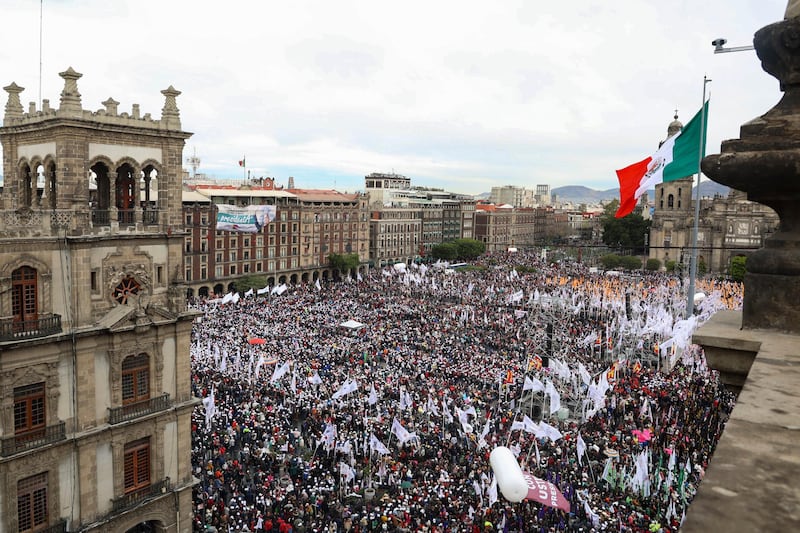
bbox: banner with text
[216,204,276,233]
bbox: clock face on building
[736,221,749,235]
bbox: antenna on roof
[39,0,43,108]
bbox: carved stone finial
[787,0,800,19]
[701,15,800,332]
[102,97,119,116]
[160,85,181,129]
[3,82,25,123]
[58,66,83,115]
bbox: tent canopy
[340,319,365,330]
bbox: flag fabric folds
[369,433,390,455]
[614,100,709,218]
[238,156,246,167]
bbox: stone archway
[124,519,167,533]
[213,283,224,295]
[301,273,309,283]
[199,286,210,298]
[290,274,298,284]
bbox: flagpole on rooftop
[686,76,711,318]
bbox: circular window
[114,276,141,305]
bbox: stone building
[182,182,370,297]
[0,69,196,532]
[364,172,475,263]
[648,114,778,273]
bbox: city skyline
[0,0,786,195]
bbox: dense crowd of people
[189,251,742,532]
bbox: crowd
[189,252,742,533]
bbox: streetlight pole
[686,76,711,317]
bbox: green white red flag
[614,100,708,218]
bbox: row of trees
[429,238,486,261]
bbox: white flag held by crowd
[332,379,358,399]
[270,361,291,384]
[369,433,390,455]
[523,375,545,393]
[391,417,416,445]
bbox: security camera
[712,38,727,50]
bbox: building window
[201,267,207,279]
[113,276,140,305]
[14,382,45,438]
[122,354,149,405]
[215,266,223,277]
[12,266,38,326]
[91,270,98,292]
[124,438,151,494]
[185,268,192,281]
[668,194,674,208]
[17,472,48,533]
[243,264,250,273]
[230,265,237,275]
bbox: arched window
[122,353,149,405]
[12,266,38,329]
[668,194,674,208]
[678,188,682,197]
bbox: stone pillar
[701,15,800,333]
[57,67,83,117]
[2,82,24,124]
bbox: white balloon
[489,446,528,502]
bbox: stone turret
[58,66,83,116]
[701,12,800,333]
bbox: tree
[430,242,458,261]
[646,258,662,271]
[729,255,747,282]
[600,254,621,269]
[328,253,360,280]
[233,275,268,293]
[452,238,485,260]
[665,260,677,273]
[600,199,651,254]
[619,255,642,270]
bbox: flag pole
[686,76,711,318]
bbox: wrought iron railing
[118,209,135,225]
[110,477,171,514]
[1,421,66,456]
[142,209,159,225]
[108,393,171,425]
[0,314,62,341]
[92,209,110,226]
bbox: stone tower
[0,68,197,532]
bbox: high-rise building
[0,69,196,532]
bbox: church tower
[0,68,196,532]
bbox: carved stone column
[701,15,800,333]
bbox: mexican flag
[614,100,708,218]
[238,156,246,167]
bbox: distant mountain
[551,185,618,204]
[551,181,730,204]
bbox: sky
[0,0,788,196]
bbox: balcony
[142,209,159,225]
[0,314,62,341]
[111,477,171,514]
[108,393,171,425]
[92,209,111,226]
[1,421,66,456]
[118,209,135,226]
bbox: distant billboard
[215,204,276,233]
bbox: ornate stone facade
[0,69,197,532]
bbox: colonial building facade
[182,182,370,297]
[364,172,475,264]
[647,114,779,273]
[0,69,196,532]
